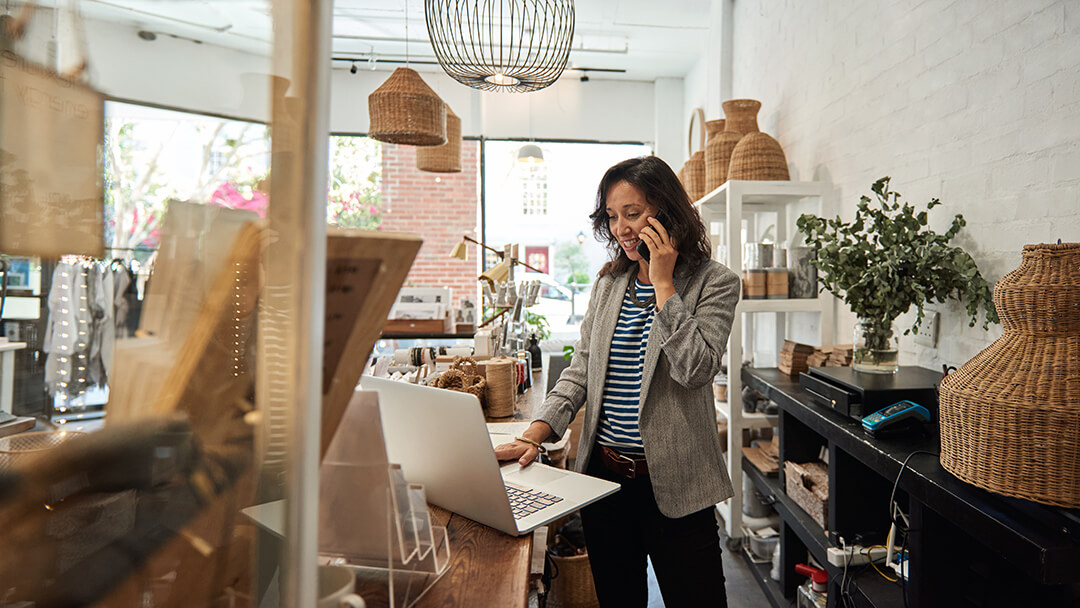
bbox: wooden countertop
[412,505,533,608]
[412,366,547,608]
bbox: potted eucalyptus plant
[796,177,999,373]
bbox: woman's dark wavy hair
[589,156,712,278]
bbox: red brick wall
[379,141,480,309]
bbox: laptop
[361,375,619,536]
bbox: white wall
[85,18,273,121]
[723,0,1080,370]
[84,17,659,145]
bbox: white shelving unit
[695,180,836,540]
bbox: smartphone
[635,211,669,262]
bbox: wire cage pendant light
[425,0,576,93]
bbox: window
[521,163,548,215]
[483,140,652,339]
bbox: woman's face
[605,180,658,262]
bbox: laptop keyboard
[505,481,564,520]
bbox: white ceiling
[75,0,712,82]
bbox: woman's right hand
[493,420,554,466]
[494,440,540,466]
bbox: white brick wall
[730,0,1080,370]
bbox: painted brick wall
[379,141,481,310]
[730,0,1080,370]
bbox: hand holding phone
[636,211,668,262]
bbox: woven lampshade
[417,105,461,173]
[939,243,1080,508]
[368,67,446,146]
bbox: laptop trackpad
[503,463,567,486]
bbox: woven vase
[939,242,1080,508]
[727,99,790,181]
[417,105,462,173]
[703,119,727,192]
[684,151,706,201]
[368,67,446,146]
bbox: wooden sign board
[0,53,104,258]
[321,229,421,458]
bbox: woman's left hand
[640,216,678,287]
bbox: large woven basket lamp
[417,104,462,173]
[368,67,446,146]
[939,242,1080,508]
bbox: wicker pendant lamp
[939,242,1080,508]
[368,67,447,146]
[425,0,575,93]
[417,104,462,173]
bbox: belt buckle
[611,449,638,479]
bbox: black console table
[739,367,1080,608]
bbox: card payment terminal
[861,400,931,436]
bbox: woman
[495,156,740,606]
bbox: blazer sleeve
[652,263,741,390]
[533,276,606,440]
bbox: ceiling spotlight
[580,73,589,82]
[137,30,157,41]
[350,61,358,74]
[368,54,377,70]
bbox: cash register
[798,365,941,421]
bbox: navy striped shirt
[596,279,655,457]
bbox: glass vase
[852,317,899,374]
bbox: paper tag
[0,52,104,258]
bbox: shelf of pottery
[696,179,836,540]
[680,99,838,539]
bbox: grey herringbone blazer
[535,260,740,518]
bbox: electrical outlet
[913,311,939,347]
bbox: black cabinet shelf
[741,366,1080,607]
[743,367,1080,586]
[742,455,833,572]
[739,545,792,608]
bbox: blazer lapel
[639,266,692,412]
[587,269,633,426]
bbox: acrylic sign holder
[318,389,449,607]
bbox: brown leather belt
[598,445,649,479]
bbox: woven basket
[547,552,600,608]
[368,67,446,146]
[684,151,706,201]
[939,242,1080,508]
[682,108,707,201]
[703,119,726,192]
[416,105,462,173]
[431,356,487,406]
[729,132,791,181]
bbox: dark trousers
[581,452,728,607]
